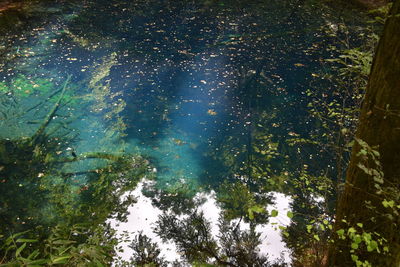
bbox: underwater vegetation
[0,47,151,265]
[0,0,397,266]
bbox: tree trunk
[329,1,400,266]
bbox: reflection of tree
[0,75,146,226]
[128,232,168,267]
[0,56,149,264]
[0,75,76,232]
[154,210,276,267]
[217,181,271,225]
[142,179,205,215]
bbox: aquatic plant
[0,75,52,97]
[0,74,149,265]
[85,52,127,136]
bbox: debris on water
[207,109,217,116]
[172,138,186,146]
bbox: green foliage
[86,53,127,135]
[217,181,270,223]
[354,138,399,219]
[270,210,278,217]
[128,232,167,267]
[332,137,399,266]
[283,170,334,266]
[335,219,388,267]
[142,179,202,215]
[0,224,117,266]
[295,18,379,186]
[282,15,382,265]
[155,211,218,264]
[0,58,147,266]
[154,210,272,266]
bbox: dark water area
[0,0,366,184]
[59,0,333,187]
[0,0,376,263]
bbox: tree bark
[329,1,400,266]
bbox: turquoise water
[0,0,366,200]
[0,1,377,264]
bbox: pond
[0,0,377,265]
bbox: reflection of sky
[0,1,349,264]
[112,181,292,264]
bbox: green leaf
[270,210,278,217]
[15,243,26,257]
[16,238,38,243]
[248,209,254,220]
[27,249,40,260]
[248,205,265,220]
[367,240,378,252]
[348,227,356,235]
[313,234,320,241]
[337,229,345,239]
[52,255,71,264]
[283,231,289,237]
[287,211,294,219]
[351,254,359,262]
[353,235,362,244]
[28,259,48,265]
[363,232,372,243]
[382,200,395,208]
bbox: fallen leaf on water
[207,109,217,116]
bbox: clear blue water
[0,0,361,193]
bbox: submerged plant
[0,74,149,264]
